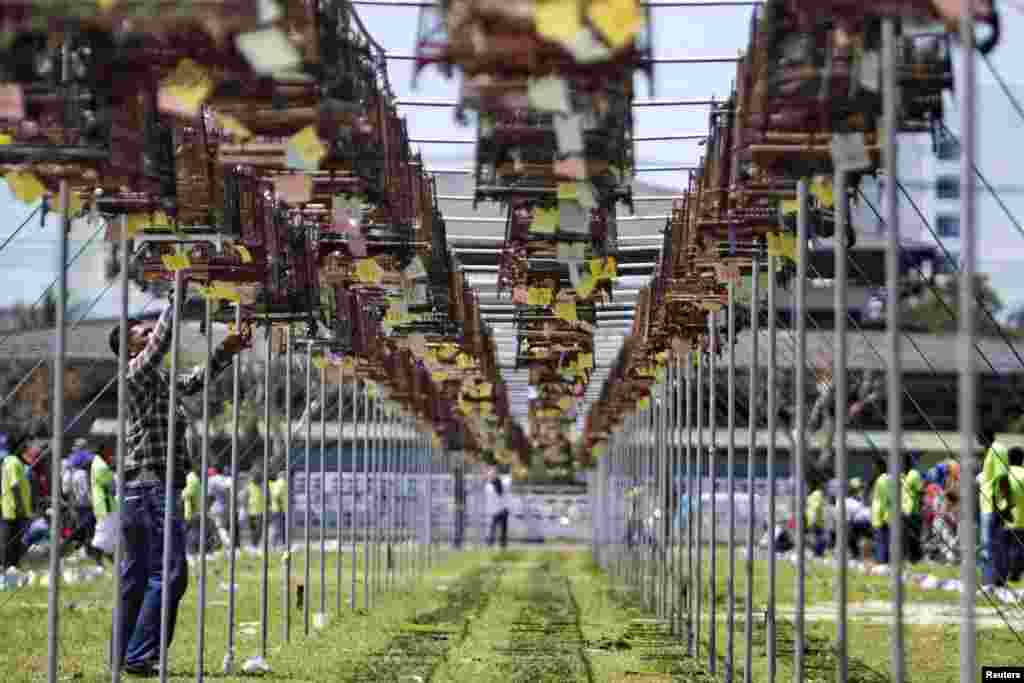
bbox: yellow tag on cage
[455,352,474,370]
[158,59,213,117]
[287,125,327,172]
[438,343,458,360]
[355,258,383,284]
[780,199,799,216]
[5,172,46,206]
[554,301,578,323]
[432,371,450,383]
[588,0,642,49]
[161,253,191,272]
[234,244,254,263]
[810,176,835,208]
[0,134,11,145]
[215,113,253,141]
[199,282,241,303]
[557,182,578,202]
[527,288,553,306]
[534,0,582,47]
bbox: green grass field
[1,546,1019,682]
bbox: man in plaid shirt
[109,296,244,675]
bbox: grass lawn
[2,546,1019,682]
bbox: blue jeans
[116,483,188,669]
[873,524,890,564]
[981,512,1002,586]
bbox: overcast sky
[4,6,1024,318]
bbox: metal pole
[319,367,327,618]
[336,364,344,612]
[766,255,778,683]
[794,179,809,683]
[158,269,184,683]
[685,352,695,656]
[882,18,905,683]
[363,385,370,609]
[226,306,242,667]
[727,281,737,683]
[427,434,435,571]
[674,356,684,637]
[708,316,717,675]
[260,328,272,657]
[350,376,359,610]
[958,6,978,678]
[660,374,670,621]
[48,44,70,683]
[695,349,703,663]
[834,167,850,683]
[111,214,130,683]
[744,257,759,683]
[283,327,292,643]
[196,298,213,682]
[371,395,380,603]
[303,347,312,636]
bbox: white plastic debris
[870,565,891,576]
[241,656,271,675]
[222,654,234,675]
[920,575,940,591]
[313,612,328,630]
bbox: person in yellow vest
[182,471,201,557]
[901,454,925,564]
[246,471,264,550]
[268,471,287,550]
[0,435,32,569]
[1001,447,1024,584]
[979,432,1012,586]
[871,461,894,564]
[806,488,827,557]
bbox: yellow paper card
[477,382,493,399]
[780,199,799,216]
[527,288,553,307]
[355,258,383,284]
[558,396,573,412]
[215,113,253,141]
[162,252,191,272]
[811,176,835,208]
[0,134,11,145]
[554,301,578,322]
[456,353,474,370]
[234,244,254,263]
[199,282,241,303]
[438,343,458,360]
[579,352,594,369]
[557,182,577,202]
[534,0,582,47]
[6,172,46,205]
[158,59,213,117]
[588,0,641,49]
[480,402,493,417]
[287,125,327,171]
[432,371,450,383]
[532,207,559,234]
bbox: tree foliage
[904,274,1006,335]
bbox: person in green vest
[0,435,32,569]
[806,488,827,557]
[182,470,202,556]
[871,460,893,564]
[268,470,287,550]
[979,432,1012,586]
[246,471,264,550]
[901,454,925,564]
[90,447,117,561]
[1003,447,1024,584]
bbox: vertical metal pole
[660,375,670,621]
[283,327,292,643]
[708,316,717,675]
[745,257,759,683]
[371,396,380,603]
[260,329,272,657]
[196,298,213,682]
[766,254,778,683]
[958,6,978,677]
[158,270,183,683]
[427,435,435,571]
[727,281,737,683]
[665,361,674,629]
[685,353,694,656]
[794,179,809,683]
[363,385,370,609]
[111,214,130,683]
[227,306,242,666]
[695,350,703,662]
[303,347,312,636]
[674,356,684,637]
[350,376,359,609]
[319,367,327,617]
[882,18,905,683]
[835,167,850,683]
[48,44,70,683]
[337,365,344,612]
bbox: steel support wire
[744,258,759,683]
[766,253,778,683]
[226,306,242,670]
[283,327,293,644]
[0,203,42,256]
[960,4,979,680]
[196,298,213,682]
[111,215,130,683]
[319,367,327,620]
[835,167,850,683]
[793,180,809,683]
[158,269,184,683]
[303,346,313,636]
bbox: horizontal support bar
[427,166,696,174]
[444,214,668,223]
[398,98,720,108]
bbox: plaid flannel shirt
[124,305,234,490]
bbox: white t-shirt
[845,497,871,524]
[484,478,508,516]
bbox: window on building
[936,214,960,238]
[936,137,960,161]
[936,175,959,200]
